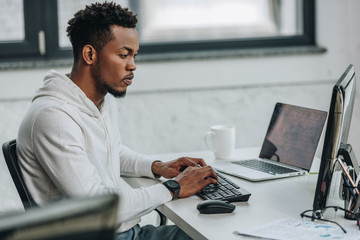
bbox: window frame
[0,0,316,61]
[0,0,43,59]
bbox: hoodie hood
[33,70,107,118]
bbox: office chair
[2,139,37,209]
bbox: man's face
[92,26,139,98]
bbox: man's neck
[69,68,105,109]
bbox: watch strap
[162,180,180,200]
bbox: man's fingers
[201,165,218,181]
[192,158,207,167]
[208,167,218,181]
[204,176,218,186]
[175,165,219,198]
[179,157,207,167]
[181,157,198,167]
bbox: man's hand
[175,166,218,198]
[152,157,207,179]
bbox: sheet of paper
[233,218,360,240]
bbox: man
[17,2,218,240]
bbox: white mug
[204,125,235,159]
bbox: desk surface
[124,149,358,240]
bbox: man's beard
[92,66,126,98]
[105,84,126,98]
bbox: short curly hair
[67,1,138,62]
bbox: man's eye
[119,54,128,59]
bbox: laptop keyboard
[232,159,298,175]
[197,171,251,202]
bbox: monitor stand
[338,143,359,178]
[338,143,359,219]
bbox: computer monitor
[0,194,119,240]
[312,64,357,213]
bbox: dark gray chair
[2,139,37,209]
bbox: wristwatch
[162,180,180,199]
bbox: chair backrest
[2,139,37,209]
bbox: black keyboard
[197,171,251,202]
[232,159,297,175]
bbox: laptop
[212,102,327,181]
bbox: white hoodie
[17,70,172,232]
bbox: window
[136,0,302,42]
[57,0,129,49]
[0,0,44,58]
[132,0,315,54]
[0,0,316,61]
[0,0,25,42]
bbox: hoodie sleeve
[31,106,171,223]
[119,144,159,178]
[106,95,159,179]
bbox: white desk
[124,149,359,240]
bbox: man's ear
[82,44,97,65]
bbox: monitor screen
[0,194,118,240]
[312,64,356,212]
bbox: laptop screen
[259,103,327,171]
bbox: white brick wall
[117,83,332,154]
[0,82,332,155]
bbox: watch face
[168,181,178,188]
[163,180,180,199]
